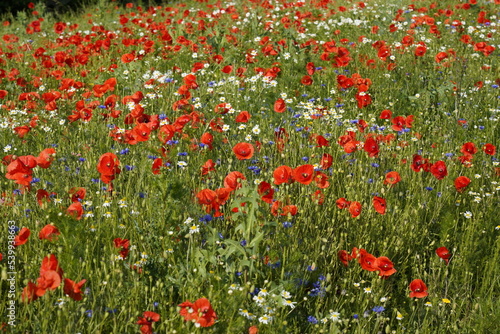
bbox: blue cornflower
[307,316,318,324]
[199,215,213,223]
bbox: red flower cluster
[137,311,160,334]
[4,148,56,190]
[22,255,85,303]
[97,152,121,190]
[179,297,217,327]
[197,170,246,216]
[338,248,397,278]
[113,238,130,259]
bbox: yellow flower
[442,298,451,304]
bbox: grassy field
[0,0,499,332]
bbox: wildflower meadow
[0,0,499,332]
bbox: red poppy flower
[334,72,350,86]
[483,143,496,156]
[349,201,362,218]
[39,224,60,241]
[40,254,64,278]
[435,51,448,63]
[36,270,61,296]
[201,159,216,176]
[374,256,397,277]
[454,176,471,192]
[430,161,448,180]
[137,311,160,334]
[249,326,259,334]
[14,125,30,138]
[313,171,329,189]
[411,154,430,172]
[306,62,315,75]
[200,132,213,150]
[314,135,329,147]
[460,142,477,155]
[355,92,372,108]
[114,238,130,259]
[113,238,130,250]
[157,124,176,144]
[391,116,406,131]
[184,74,198,88]
[274,98,286,113]
[130,123,152,143]
[363,137,379,157]
[457,154,473,167]
[36,189,51,207]
[436,247,451,265]
[373,196,386,214]
[121,53,135,63]
[69,187,86,203]
[233,142,254,160]
[281,204,298,216]
[336,197,350,209]
[409,279,428,298]
[14,227,30,247]
[6,155,37,187]
[22,281,39,303]
[215,187,232,206]
[358,249,377,271]
[214,103,230,115]
[224,171,246,190]
[320,153,333,170]
[258,181,274,204]
[179,298,217,327]
[293,164,315,185]
[384,171,401,185]
[64,278,87,301]
[273,165,293,185]
[235,111,251,123]
[338,250,354,266]
[301,75,313,85]
[97,152,120,176]
[196,189,217,206]
[379,109,392,119]
[67,202,83,220]
[414,45,427,56]
[221,65,233,74]
[152,158,164,175]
